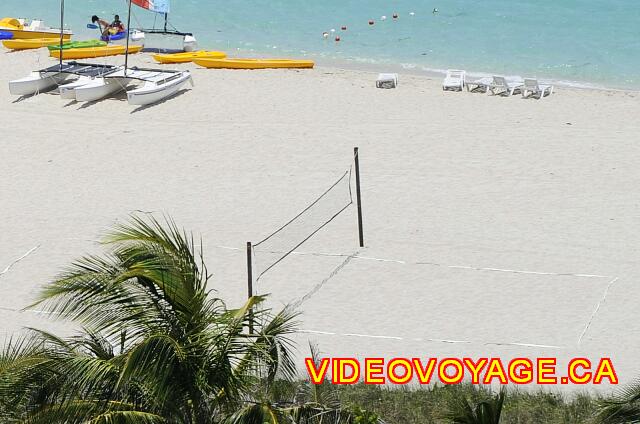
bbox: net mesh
[252,167,354,282]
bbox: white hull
[127,71,193,106]
[59,76,94,100]
[74,78,127,102]
[130,30,197,52]
[9,71,71,96]
[183,35,197,52]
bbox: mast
[59,0,64,67]
[125,0,133,73]
[164,12,168,32]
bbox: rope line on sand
[578,276,619,345]
[214,245,611,279]
[299,329,564,349]
[0,246,40,280]
[215,245,620,348]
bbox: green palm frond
[1,215,311,424]
[23,400,163,424]
[225,401,295,424]
[305,343,340,408]
[596,379,640,423]
[443,388,505,424]
[116,333,187,407]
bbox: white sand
[1,48,640,392]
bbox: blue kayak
[101,31,127,42]
[0,31,13,40]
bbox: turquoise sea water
[3,0,640,89]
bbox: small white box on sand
[376,73,398,89]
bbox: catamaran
[8,0,194,106]
[55,65,192,104]
[64,0,194,105]
[129,0,197,52]
[9,62,119,96]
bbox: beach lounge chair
[490,76,524,96]
[465,77,493,93]
[522,78,554,99]
[443,69,465,91]
[376,73,398,89]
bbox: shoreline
[310,62,638,96]
[246,51,640,93]
[12,25,640,93]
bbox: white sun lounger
[442,69,465,91]
[376,73,398,89]
[490,76,524,96]
[522,78,554,99]
[465,77,493,93]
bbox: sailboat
[56,0,193,105]
[7,1,117,97]
[129,0,197,52]
[8,0,194,106]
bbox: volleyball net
[247,148,363,290]
[252,168,353,282]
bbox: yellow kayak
[153,50,227,64]
[50,44,143,59]
[3,38,69,50]
[192,58,315,70]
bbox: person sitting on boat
[109,15,125,33]
[91,14,125,37]
[91,15,110,34]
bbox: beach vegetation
[594,379,640,423]
[0,215,357,424]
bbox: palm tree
[442,388,505,424]
[596,380,640,423]
[0,215,308,423]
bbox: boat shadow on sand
[58,87,189,112]
[12,94,37,103]
[12,90,56,103]
[130,88,190,114]
[61,89,127,109]
[72,90,129,109]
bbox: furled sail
[131,0,170,14]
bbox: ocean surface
[3,0,640,89]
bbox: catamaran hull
[131,30,197,52]
[74,78,126,102]
[9,71,70,96]
[59,76,94,99]
[127,71,193,106]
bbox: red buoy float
[368,19,374,25]
[341,25,347,31]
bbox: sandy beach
[1,48,640,392]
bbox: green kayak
[48,40,107,51]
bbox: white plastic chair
[376,73,398,89]
[443,69,465,91]
[522,78,554,99]
[490,76,524,96]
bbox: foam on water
[3,0,640,90]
